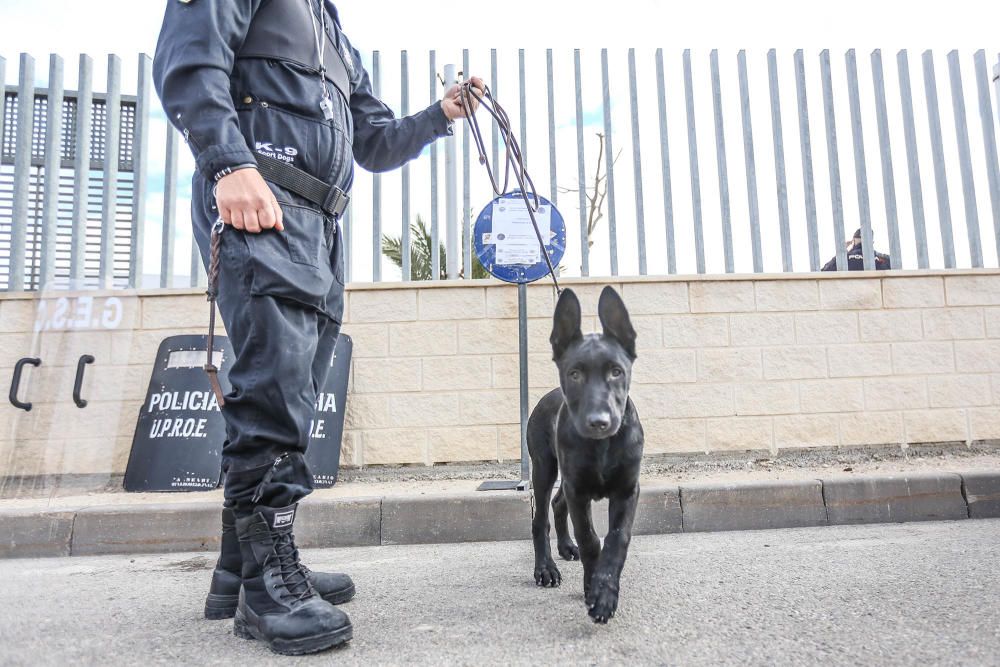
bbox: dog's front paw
[533,559,562,588]
[586,577,619,624]
[557,541,580,561]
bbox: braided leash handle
[205,220,226,406]
[458,81,561,295]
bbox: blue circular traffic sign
[473,191,566,284]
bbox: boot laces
[267,531,314,603]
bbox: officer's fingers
[243,208,261,234]
[229,209,245,231]
[272,200,284,232]
[257,203,276,231]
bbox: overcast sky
[3,1,1000,283]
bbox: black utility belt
[255,153,350,219]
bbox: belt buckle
[323,185,350,219]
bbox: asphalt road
[3,520,999,666]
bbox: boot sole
[206,583,356,620]
[234,610,353,656]
[204,593,240,620]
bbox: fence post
[794,50,821,271]
[10,53,35,292]
[161,127,178,288]
[683,50,706,274]
[897,50,930,268]
[710,50,734,273]
[130,54,152,289]
[40,54,65,291]
[372,51,383,282]
[100,54,122,289]
[922,50,957,268]
[820,50,848,271]
[738,50,763,273]
[870,50,903,269]
[767,49,793,272]
[600,49,619,275]
[573,49,589,276]
[947,50,983,268]
[655,48,676,274]
[845,49,875,270]
[71,55,93,288]
[430,50,440,281]
[973,50,1000,262]
[401,50,411,281]
[444,62,459,279]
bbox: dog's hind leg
[552,488,580,561]
[530,454,561,587]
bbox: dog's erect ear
[598,285,637,359]
[551,289,583,360]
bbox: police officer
[153,0,483,655]
[822,228,892,271]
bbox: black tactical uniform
[822,229,892,271]
[153,0,455,653]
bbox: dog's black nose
[588,416,610,432]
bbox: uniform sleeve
[152,0,262,181]
[347,46,453,173]
[821,256,838,271]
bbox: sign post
[474,192,566,491]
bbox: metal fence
[2,48,1000,292]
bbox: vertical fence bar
[738,50,763,273]
[130,54,151,288]
[683,49,706,274]
[10,54,35,291]
[922,50,956,268]
[462,48,471,278]
[401,50,411,281]
[574,49,589,276]
[444,61,458,279]
[974,50,1000,262]
[40,54,64,290]
[710,50,734,273]
[845,49,875,270]
[794,50,821,271]
[601,49,619,275]
[372,51,383,281]
[820,50,848,271]
[628,49,647,274]
[870,50,903,269]
[947,50,983,267]
[655,48,676,274]
[71,55,93,287]
[546,49,558,210]
[430,50,440,280]
[491,49,499,172]
[160,128,178,288]
[768,49,793,272]
[100,55,122,288]
[190,226,204,286]
[898,50,930,268]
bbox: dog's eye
[569,370,583,382]
[610,367,623,379]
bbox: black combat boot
[232,503,352,655]
[204,508,355,619]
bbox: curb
[2,471,999,559]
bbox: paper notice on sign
[491,199,551,265]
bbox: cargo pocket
[243,202,340,322]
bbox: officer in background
[154,0,483,655]
[822,228,892,271]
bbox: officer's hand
[215,168,284,233]
[441,76,485,120]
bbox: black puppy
[527,285,643,624]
